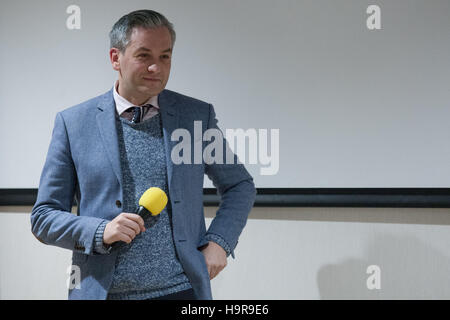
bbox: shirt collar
[113,80,160,116]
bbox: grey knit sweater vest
[106,113,191,300]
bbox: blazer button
[116,200,122,208]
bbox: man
[30,9,256,300]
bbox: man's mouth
[143,77,161,82]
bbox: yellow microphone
[111,187,168,251]
[136,187,168,220]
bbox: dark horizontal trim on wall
[0,189,38,206]
[204,188,450,208]
[3,188,449,208]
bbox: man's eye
[138,54,148,58]
[161,55,170,59]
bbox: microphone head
[139,187,168,216]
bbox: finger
[117,232,133,244]
[123,213,145,229]
[207,265,213,280]
[121,218,142,236]
[210,267,218,280]
[211,264,225,280]
[118,225,138,239]
[212,264,221,279]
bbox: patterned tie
[125,104,153,123]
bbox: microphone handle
[136,205,152,220]
[110,206,160,251]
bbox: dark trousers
[146,288,197,300]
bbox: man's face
[110,26,172,103]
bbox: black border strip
[2,188,450,208]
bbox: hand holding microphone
[103,212,145,245]
[104,187,168,250]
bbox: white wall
[2,0,450,189]
[2,206,450,299]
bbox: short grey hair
[109,9,176,52]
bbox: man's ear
[109,48,121,71]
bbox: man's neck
[117,81,153,106]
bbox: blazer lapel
[96,88,123,188]
[159,89,180,198]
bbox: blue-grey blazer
[30,88,256,300]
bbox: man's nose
[148,63,160,73]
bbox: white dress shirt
[113,80,160,122]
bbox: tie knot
[125,104,153,112]
[124,104,155,123]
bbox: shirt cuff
[93,220,111,254]
[204,233,232,257]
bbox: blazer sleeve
[30,112,106,256]
[202,104,257,258]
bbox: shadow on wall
[317,234,450,299]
